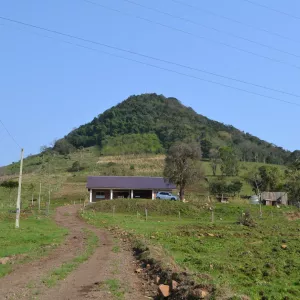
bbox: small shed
[261,192,288,206]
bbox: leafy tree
[200,139,212,159]
[209,149,220,176]
[284,159,300,203]
[258,166,283,191]
[219,146,239,176]
[53,139,75,155]
[68,161,85,172]
[245,169,263,195]
[209,180,228,197]
[227,180,243,196]
[1,180,18,201]
[164,142,204,201]
[209,179,243,197]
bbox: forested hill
[57,93,292,164]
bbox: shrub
[238,210,256,227]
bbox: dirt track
[0,205,149,299]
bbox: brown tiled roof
[86,176,176,190]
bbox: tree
[164,142,204,201]
[209,149,220,176]
[53,139,75,155]
[68,161,85,172]
[219,146,239,176]
[284,159,300,204]
[245,168,263,196]
[28,183,35,206]
[1,180,18,201]
[245,166,282,196]
[227,180,243,196]
[258,166,283,192]
[200,139,212,159]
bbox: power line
[80,0,300,70]
[170,0,300,44]
[241,0,300,20]
[1,22,300,107]
[0,119,21,149]
[1,16,300,98]
[121,0,300,59]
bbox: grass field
[0,210,68,277]
[82,199,300,299]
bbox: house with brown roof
[86,176,176,202]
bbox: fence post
[113,205,115,218]
[178,211,181,219]
[145,208,148,221]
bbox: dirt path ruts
[0,205,148,300]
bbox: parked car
[156,191,178,201]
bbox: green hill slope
[61,93,291,165]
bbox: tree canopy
[164,142,204,200]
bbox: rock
[135,268,143,273]
[171,280,178,291]
[281,244,288,250]
[207,233,215,237]
[192,288,209,299]
[0,257,10,265]
[150,236,156,239]
[158,284,170,298]
[155,276,160,284]
[146,264,151,269]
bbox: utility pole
[38,182,42,212]
[15,148,24,229]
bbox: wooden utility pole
[38,182,42,212]
[15,148,24,229]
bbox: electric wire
[1,22,300,107]
[121,0,300,58]
[80,0,300,70]
[170,0,300,44]
[0,119,21,149]
[1,17,300,98]
[241,0,300,20]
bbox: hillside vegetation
[60,93,294,165]
[0,146,286,211]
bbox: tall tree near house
[258,166,283,191]
[164,142,204,201]
[245,169,263,196]
[219,146,239,176]
[209,149,220,176]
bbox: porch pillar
[152,190,155,200]
[131,190,134,199]
[89,189,93,203]
[110,189,113,200]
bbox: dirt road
[0,205,151,300]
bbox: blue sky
[1,0,300,166]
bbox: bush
[67,161,85,172]
[237,210,256,227]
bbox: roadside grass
[82,201,300,299]
[104,279,125,299]
[42,229,98,287]
[0,212,67,278]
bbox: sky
[1,0,300,166]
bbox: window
[96,191,105,199]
